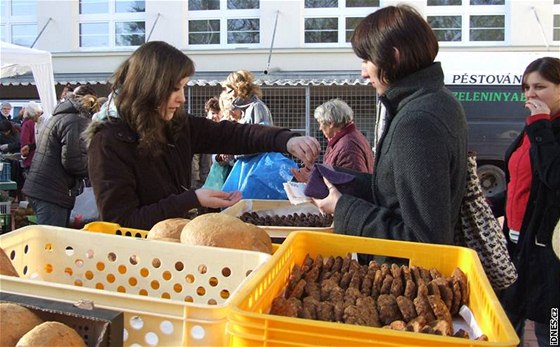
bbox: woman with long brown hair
[86,41,319,230]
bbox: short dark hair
[351,5,438,85]
[204,96,220,113]
[522,57,560,91]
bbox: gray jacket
[23,96,92,209]
[334,62,468,245]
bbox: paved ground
[524,320,538,347]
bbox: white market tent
[0,41,57,118]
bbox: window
[426,0,507,45]
[304,0,379,45]
[78,0,145,49]
[0,0,38,46]
[555,1,560,41]
[187,0,260,47]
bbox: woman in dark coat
[23,86,99,227]
[491,57,560,347]
[314,5,468,246]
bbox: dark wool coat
[500,115,560,323]
[86,115,297,230]
[23,97,91,209]
[333,62,468,245]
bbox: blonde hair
[221,70,262,99]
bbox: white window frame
[0,0,38,47]
[302,0,380,47]
[78,0,145,50]
[425,1,509,47]
[186,0,261,49]
[554,1,560,42]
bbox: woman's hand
[195,189,242,209]
[312,177,341,215]
[290,165,312,183]
[287,136,320,168]
[525,98,551,116]
[21,145,30,156]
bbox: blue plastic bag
[222,152,297,200]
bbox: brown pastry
[432,277,453,311]
[450,277,463,315]
[385,320,407,331]
[453,329,470,339]
[404,279,417,300]
[429,319,452,336]
[316,301,335,322]
[380,274,394,294]
[406,315,428,332]
[302,296,319,320]
[372,269,384,298]
[429,268,443,280]
[401,265,413,282]
[288,279,306,299]
[390,263,402,279]
[377,294,403,325]
[452,267,469,306]
[396,295,417,322]
[413,295,436,322]
[390,276,404,297]
[270,296,302,317]
[428,294,453,327]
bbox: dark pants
[28,197,70,227]
[507,308,555,347]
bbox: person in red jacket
[489,56,560,347]
[20,101,43,175]
[291,98,374,183]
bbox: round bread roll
[0,247,18,277]
[553,218,560,260]
[16,321,86,347]
[147,218,191,242]
[180,213,272,254]
[0,302,43,347]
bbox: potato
[181,213,272,254]
[147,218,191,242]
[0,247,18,277]
[0,303,43,347]
[16,321,86,347]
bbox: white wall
[19,0,560,79]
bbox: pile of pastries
[270,253,488,340]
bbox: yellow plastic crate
[83,221,148,238]
[227,231,519,347]
[0,225,271,346]
[221,199,334,239]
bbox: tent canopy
[0,41,57,118]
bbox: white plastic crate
[0,225,271,346]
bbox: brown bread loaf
[147,217,191,242]
[181,213,272,254]
[0,303,43,347]
[16,321,86,347]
